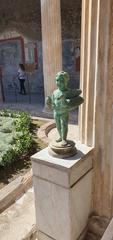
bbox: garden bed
[0,110,47,190]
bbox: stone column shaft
[80,0,113,218]
[79,0,99,146]
[93,0,113,218]
[79,0,90,144]
[41,0,62,99]
[0,68,3,102]
[0,86,3,102]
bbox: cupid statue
[46,71,84,149]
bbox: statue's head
[55,71,70,91]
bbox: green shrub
[0,110,32,167]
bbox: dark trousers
[19,79,26,94]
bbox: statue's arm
[67,95,84,110]
[74,89,82,96]
[70,89,82,97]
[46,96,53,110]
[67,89,82,98]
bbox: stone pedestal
[31,142,93,240]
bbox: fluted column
[93,0,113,218]
[80,0,113,218]
[79,0,99,146]
[41,0,62,99]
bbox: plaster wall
[0,32,44,102]
[0,0,82,102]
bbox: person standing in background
[17,63,26,94]
[75,46,80,72]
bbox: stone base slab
[38,232,55,240]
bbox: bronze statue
[46,71,84,150]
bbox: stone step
[101,218,113,240]
[0,170,32,214]
[84,216,109,240]
[0,188,36,240]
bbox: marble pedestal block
[31,142,93,240]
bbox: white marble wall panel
[32,142,93,240]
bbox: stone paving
[0,188,36,240]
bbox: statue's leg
[54,112,62,142]
[61,113,69,146]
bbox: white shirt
[17,68,26,80]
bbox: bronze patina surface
[46,71,84,157]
